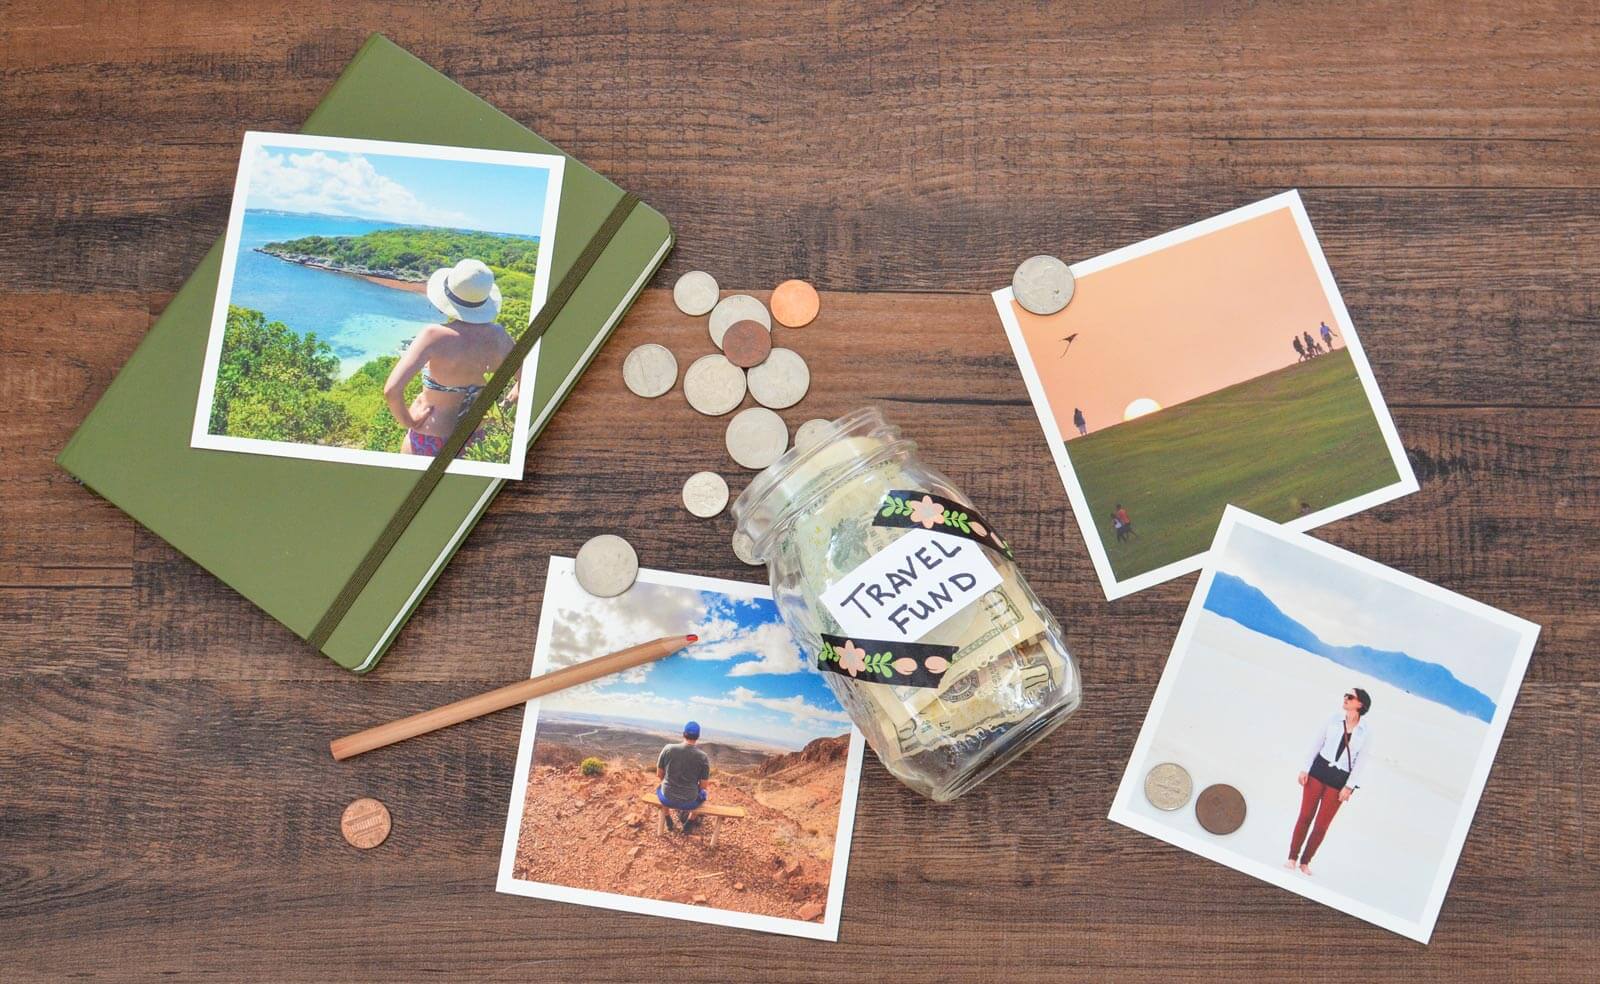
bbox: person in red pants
[1286,687,1373,875]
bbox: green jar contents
[731,406,1083,801]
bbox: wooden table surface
[3,3,1597,981]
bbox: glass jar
[732,406,1082,801]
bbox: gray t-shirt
[657,741,711,804]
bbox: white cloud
[247,148,469,228]
[690,686,852,726]
[545,575,712,669]
[679,620,809,677]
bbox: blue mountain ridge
[1203,571,1496,723]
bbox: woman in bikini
[384,259,520,458]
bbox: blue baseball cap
[683,721,701,738]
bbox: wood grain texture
[2,2,1597,981]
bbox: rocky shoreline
[255,247,429,293]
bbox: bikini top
[421,368,485,396]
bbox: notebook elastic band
[308,191,641,651]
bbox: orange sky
[1014,205,1341,439]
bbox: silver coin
[682,354,747,416]
[1143,763,1193,811]
[708,294,771,349]
[725,406,788,469]
[574,535,638,598]
[793,418,833,453]
[621,343,678,398]
[673,270,720,316]
[1012,254,1076,316]
[731,530,763,566]
[681,471,730,518]
[746,347,809,410]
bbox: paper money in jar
[730,407,1083,801]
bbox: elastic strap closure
[308,192,641,650]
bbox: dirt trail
[512,737,848,923]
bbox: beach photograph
[1109,508,1539,943]
[497,559,864,940]
[192,132,565,479]
[994,191,1417,598]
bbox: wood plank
[0,677,1589,980]
[97,290,1599,683]
[2,3,1597,979]
[0,294,148,587]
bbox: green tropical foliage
[210,227,542,461]
[262,228,540,282]
[210,302,529,461]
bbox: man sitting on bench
[656,720,711,833]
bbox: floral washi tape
[873,490,1014,560]
[817,633,957,689]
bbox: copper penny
[1194,783,1246,835]
[770,279,820,328]
[340,797,391,849]
[721,319,772,368]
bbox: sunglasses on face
[1344,693,1357,701]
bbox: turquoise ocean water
[227,210,445,378]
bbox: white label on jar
[820,528,1003,641]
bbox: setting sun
[1124,397,1163,421]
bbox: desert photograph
[498,559,862,934]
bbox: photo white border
[992,190,1420,600]
[495,556,867,941]
[1107,506,1540,943]
[191,131,568,480]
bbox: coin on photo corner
[770,279,820,328]
[673,270,719,316]
[793,418,833,453]
[731,530,763,566]
[682,471,730,518]
[709,294,771,348]
[340,797,391,850]
[725,406,789,470]
[721,319,772,369]
[575,534,639,598]
[1143,763,1193,812]
[683,354,747,416]
[1012,254,1076,316]
[1195,783,1247,835]
[746,347,810,410]
[621,343,678,398]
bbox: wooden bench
[638,794,748,849]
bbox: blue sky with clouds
[535,563,852,750]
[244,143,553,235]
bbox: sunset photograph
[997,192,1417,595]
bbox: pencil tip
[686,634,698,643]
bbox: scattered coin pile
[607,270,823,581]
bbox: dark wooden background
[3,2,1597,980]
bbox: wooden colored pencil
[329,633,698,761]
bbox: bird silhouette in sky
[1059,333,1079,357]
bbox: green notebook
[57,35,673,672]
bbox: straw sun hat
[426,259,502,324]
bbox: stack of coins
[611,270,826,566]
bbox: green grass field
[1066,348,1402,582]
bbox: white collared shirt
[1306,712,1373,787]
